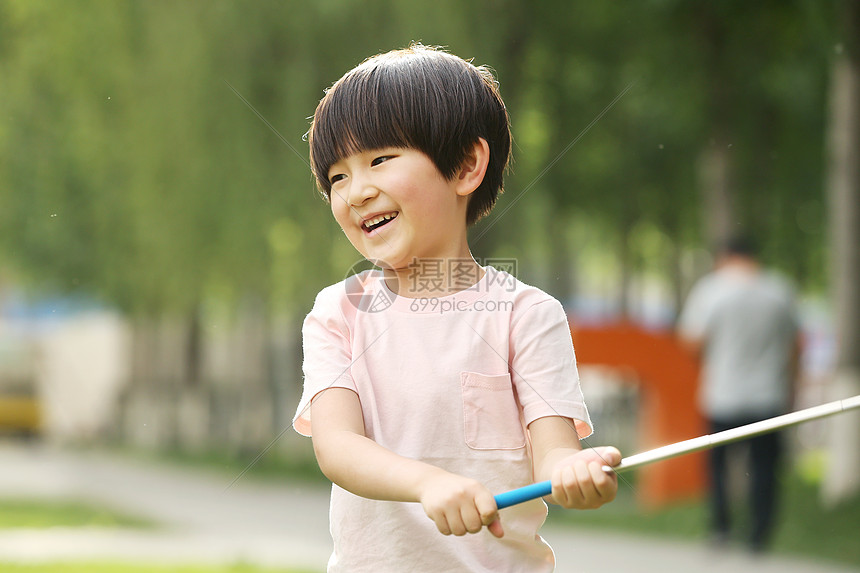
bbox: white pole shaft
[603,394,860,473]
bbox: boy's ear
[455,138,490,197]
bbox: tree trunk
[618,220,632,320]
[185,304,202,388]
[697,141,735,249]
[822,0,860,506]
[696,3,736,250]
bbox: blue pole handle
[494,480,552,509]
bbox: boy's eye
[329,173,346,185]
[371,155,392,167]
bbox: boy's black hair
[308,43,511,226]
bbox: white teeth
[364,212,397,229]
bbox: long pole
[494,395,860,510]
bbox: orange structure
[571,320,706,507]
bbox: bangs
[309,48,482,198]
[309,65,414,194]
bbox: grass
[547,469,860,568]
[0,563,317,573]
[0,489,319,573]
[0,498,154,529]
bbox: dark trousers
[708,413,783,550]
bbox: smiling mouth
[362,212,398,233]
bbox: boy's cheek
[331,208,353,234]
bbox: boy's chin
[354,250,421,273]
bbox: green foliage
[0,1,839,315]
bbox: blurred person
[678,235,801,553]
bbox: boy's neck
[383,257,485,298]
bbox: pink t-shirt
[293,267,592,572]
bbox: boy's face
[327,147,471,270]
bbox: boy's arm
[310,387,503,537]
[528,416,620,509]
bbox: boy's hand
[419,472,504,538]
[549,446,621,509]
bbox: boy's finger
[433,514,452,536]
[599,446,622,467]
[591,460,616,487]
[578,446,621,468]
[461,505,483,534]
[487,518,505,538]
[556,464,580,506]
[589,461,618,501]
[475,489,504,537]
[448,517,467,536]
[476,492,499,525]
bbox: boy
[293,44,619,572]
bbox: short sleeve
[509,298,592,438]
[292,287,358,437]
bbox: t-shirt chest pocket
[460,372,526,450]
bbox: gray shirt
[678,266,799,419]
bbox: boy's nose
[347,176,379,207]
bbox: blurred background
[0,1,859,572]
